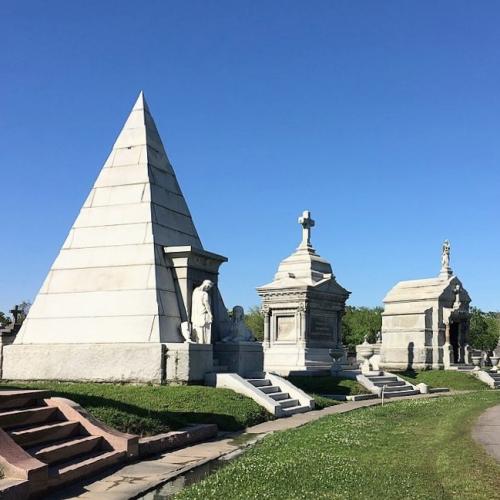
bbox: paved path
[53,392,457,500]
[472,404,500,462]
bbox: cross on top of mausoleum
[298,210,315,249]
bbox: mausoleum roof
[258,211,349,297]
[383,274,470,304]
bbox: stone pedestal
[2,342,212,384]
[0,332,16,379]
[213,342,263,376]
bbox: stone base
[2,342,213,383]
[379,345,442,371]
[263,345,332,376]
[213,342,263,376]
[165,342,213,383]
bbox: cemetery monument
[257,211,350,375]
[380,240,472,370]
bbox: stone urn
[490,355,499,373]
[357,338,375,374]
[471,354,482,371]
[329,345,346,375]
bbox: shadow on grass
[0,385,255,435]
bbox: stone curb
[138,424,218,457]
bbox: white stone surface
[3,343,166,383]
[380,246,471,370]
[258,211,350,375]
[14,92,204,347]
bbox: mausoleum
[2,92,234,383]
[380,241,472,370]
[257,211,350,375]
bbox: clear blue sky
[1,1,499,315]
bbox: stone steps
[29,435,103,465]
[0,406,58,429]
[48,450,125,488]
[246,378,311,416]
[383,389,420,398]
[0,389,130,495]
[0,390,51,411]
[365,372,419,399]
[10,420,80,448]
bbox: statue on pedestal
[441,240,451,270]
[191,280,214,344]
[223,306,255,342]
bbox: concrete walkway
[53,392,458,500]
[472,404,500,462]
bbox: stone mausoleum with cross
[257,211,350,375]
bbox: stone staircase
[0,390,136,497]
[363,372,420,398]
[245,377,311,416]
[489,372,500,388]
[207,372,314,417]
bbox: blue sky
[1,1,499,314]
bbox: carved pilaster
[262,305,271,347]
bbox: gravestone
[380,240,471,370]
[257,211,350,375]
[2,92,232,383]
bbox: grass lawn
[397,370,487,391]
[288,376,370,410]
[0,382,271,436]
[177,392,500,499]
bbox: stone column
[443,321,452,369]
[262,306,271,348]
[336,311,344,346]
[297,302,308,347]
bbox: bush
[342,306,382,350]
[469,307,500,352]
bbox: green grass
[287,376,369,409]
[397,370,487,391]
[177,392,500,499]
[0,382,271,436]
[288,376,369,396]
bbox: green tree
[342,306,383,351]
[0,302,31,329]
[244,306,264,341]
[469,307,500,352]
[0,311,11,328]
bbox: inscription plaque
[310,315,334,338]
[276,315,295,341]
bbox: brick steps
[0,406,58,429]
[29,435,103,465]
[10,421,80,448]
[48,450,125,488]
[0,389,131,496]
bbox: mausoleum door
[449,322,460,364]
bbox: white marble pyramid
[16,92,204,345]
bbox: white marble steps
[365,373,420,398]
[0,389,130,495]
[246,377,311,416]
[488,372,500,388]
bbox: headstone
[257,211,350,375]
[380,240,471,370]
[2,92,231,383]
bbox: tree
[0,301,31,329]
[469,307,500,352]
[244,306,264,341]
[342,306,383,351]
[0,311,11,328]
